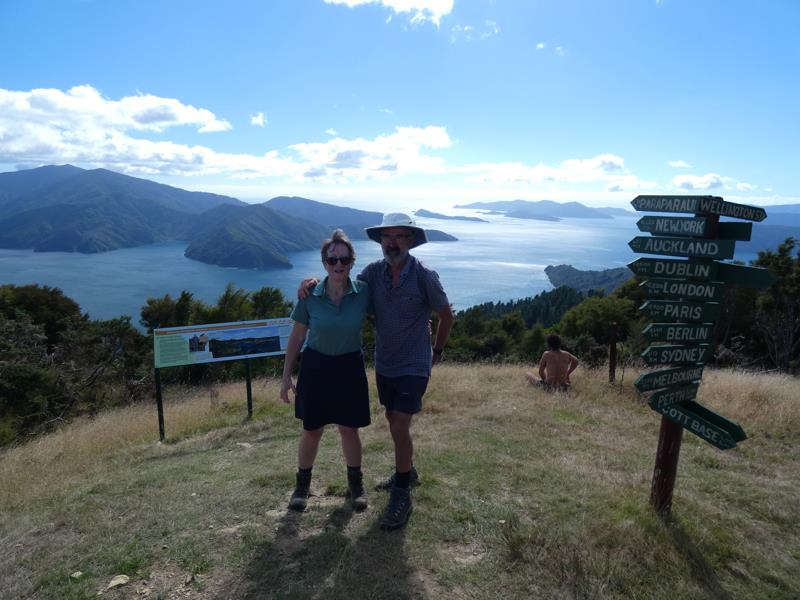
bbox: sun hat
[365,213,428,248]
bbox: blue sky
[1,0,798,212]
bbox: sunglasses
[380,233,412,242]
[325,256,353,266]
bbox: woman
[280,229,371,512]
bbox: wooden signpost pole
[650,418,683,513]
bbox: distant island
[544,264,633,294]
[0,166,458,269]
[454,199,615,221]
[414,209,488,223]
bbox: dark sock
[347,465,362,476]
[394,470,411,489]
[298,466,312,476]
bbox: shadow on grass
[665,515,732,600]
[223,503,426,599]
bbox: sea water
[0,212,757,324]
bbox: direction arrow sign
[635,365,705,393]
[716,263,776,288]
[643,323,715,343]
[648,383,700,411]
[629,236,735,260]
[717,222,753,241]
[635,214,751,241]
[631,195,767,222]
[651,400,746,450]
[628,258,718,280]
[639,300,721,322]
[640,279,724,302]
[641,344,713,365]
[637,216,707,237]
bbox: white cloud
[0,85,454,183]
[451,20,499,43]
[325,128,338,135]
[536,42,546,50]
[673,173,724,190]
[736,182,756,191]
[668,159,691,168]
[0,85,231,136]
[290,125,452,182]
[250,112,266,127]
[459,153,655,190]
[555,46,565,56]
[323,0,454,27]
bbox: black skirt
[295,347,371,430]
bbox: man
[299,213,454,530]
[526,333,578,392]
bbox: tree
[252,287,292,318]
[558,296,637,345]
[0,284,82,347]
[753,238,800,371]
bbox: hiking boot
[375,466,420,491]
[288,470,311,511]
[379,485,413,531]
[347,470,368,512]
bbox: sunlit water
[0,212,758,324]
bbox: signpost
[642,323,715,343]
[628,194,774,515]
[639,300,720,323]
[639,279,724,302]
[634,365,704,393]
[152,318,294,440]
[636,216,752,240]
[628,236,735,260]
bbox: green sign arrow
[631,195,767,222]
[639,300,721,322]
[648,383,700,411]
[628,258,775,288]
[629,236,735,259]
[717,222,753,241]
[716,263,776,288]
[635,365,705,393]
[643,323,715,343]
[637,216,707,237]
[641,344,713,365]
[640,279,724,302]
[628,258,721,281]
[651,400,746,449]
[628,258,718,280]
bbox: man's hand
[280,376,296,403]
[297,278,319,300]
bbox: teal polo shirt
[290,277,370,355]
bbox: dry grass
[0,381,284,508]
[1,364,799,599]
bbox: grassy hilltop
[1,365,798,599]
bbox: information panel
[154,318,294,368]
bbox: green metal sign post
[628,195,772,515]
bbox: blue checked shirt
[358,255,450,378]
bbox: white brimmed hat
[365,212,428,248]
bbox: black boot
[375,465,420,491]
[347,468,368,512]
[288,469,312,511]
[379,485,412,530]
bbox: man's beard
[382,246,408,265]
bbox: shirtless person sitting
[525,334,579,392]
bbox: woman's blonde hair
[320,228,356,263]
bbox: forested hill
[544,264,633,294]
[0,166,455,266]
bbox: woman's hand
[280,376,296,403]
